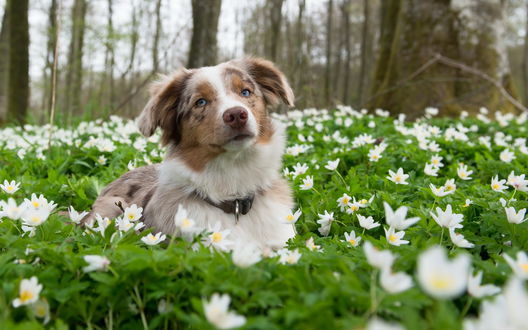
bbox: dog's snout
[223,107,248,129]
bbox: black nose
[223,107,248,129]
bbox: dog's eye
[196,98,208,107]
[241,89,251,97]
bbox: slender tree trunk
[358,0,370,106]
[152,0,162,71]
[106,0,115,108]
[293,0,305,100]
[523,0,528,105]
[188,0,222,68]
[42,0,57,113]
[341,0,352,105]
[266,0,284,62]
[65,0,87,120]
[324,0,333,105]
[7,0,29,125]
[0,6,9,123]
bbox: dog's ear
[239,57,294,107]
[136,69,190,137]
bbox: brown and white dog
[83,57,296,249]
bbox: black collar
[193,192,256,222]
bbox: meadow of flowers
[1,107,527,329]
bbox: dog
[82,57,296,250]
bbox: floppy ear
[239,57,294,107]
[136,69,190,138]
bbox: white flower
[491,175,508,193]
[463,199,472,208]
[429,184,452,197]
[324,159,340,171]
[299,175,314,190]
[115,216,144,232]
[232,242,262,267]
[380,270,413,294]
[204,222,233,252]
[357,214,380,230]
[23,193,57,212]
[20,208,51,227]
[430,204,464,229]
[282,209,302,224]
[31,298,50,324]
[504,207,527,224]
[503,251,528,279]
[21,225,36,237]
[368,149,382,162]
[499,149,515,163]
[127,160,136,170]
[316,210,334,236]
[443,179,457,193]
[1,180,20,194]
[383,202,420,230]
[337,194,352,211]
[345,198,362,214]
[0,198,26,220]
[448,228,474,248]
[292,163,309,178]
[468,270,500,298]
[278,249,302,265]
[430,155,444,168]
[305,237,322,251]
[123,204,143,222]
[417,246,470,299]
[97,155,107,165]
[363,241,395,271]
[507,171,528,192]
[141,232,166,245]
[12,276,43,307]
[203,293,246,329]
[457,164,473,180]
[366,318,404,330]
[174,204,199,239]
[83,255,110,272]
[344,231,361,247]
[424,163,439,176]
[386,168,409,185]
[358,195,375,208]
[384,226,409,246]
[68,206,88,224]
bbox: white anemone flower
[68,206,89,224]
[417,246,470,299]
[0,198,26,220]
[232,242,262,268]
[504,207,527,224]
[357,214,380,230]
[380,270,413,294]
[324,159,340,171]
[491,175,508,193]
[424,163,439,176]
[343,231,361,247]
[316,210,334,236]
[282,209,302,224]
[384,226,409,246]
[448,228,474,248]
[499,149,515,163]
[204,222,234,252]
[1,180,21,194]
[123,204,143,222]
[83,255,111,272]
[468,270,500,298]
[503,251,528,279]
[299,175,314,190]
[429,184,452,197]
[12,276,43,308]
[21,208,51,227]
[203,293,246,329]
[507,171,528,192]
[383,202,420,230]
[141,232,166,245]
[277,248,302,265]
[430,204,464,229]
[363,241,395,271]
[457,164,473,180]
[386,168,409,185]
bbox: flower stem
[335,171,349,190]
[132,285,149,330]
[507,189,517,206]
[460,297,473,318]
[439,227,444,246]
[369,270,378,315]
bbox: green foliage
[0,111,527,328]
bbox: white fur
[156,120,295,249]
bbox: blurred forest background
[0,0,527,126]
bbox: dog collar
[197,193,255,223]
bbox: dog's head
[137,57,293,170]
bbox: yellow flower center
[350,205,359,212]
[32,201,40,208]
[433,159,439,165]
[127,214,135,220]
[181,218,191,228]
[30,216,41,224]
[460,172,467,178]
[394,175,402,182]
[20,290,34,303]
[389,234,398,243]
[521,263,528,272]
[286,214,294,222]
[446,185,455,191]
[35,305,47,317]
[430,276,453,289]
[372,155,379,159]
[348,239,356,245]
[211,232,223,243]
[360,199,368,204]
[342,197,350,204]
[7,186,14,191]
[492,183,500,189]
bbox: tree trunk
[42,0,57,113]
[6,0,29,125]
[293,0,306,101]
[341,0,352,105]
[357,0,370,106]
[324,0,333,105]
[188,0,222,68]
[370,0,518,116]
[106,0,115,109]
[266,0,284,62]
[152,0,162,71]
[0,5,9,123]
[65,0,87,120]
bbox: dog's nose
[223,107,248,129]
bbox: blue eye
[196,98,207,107]
[241,89,251,97]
